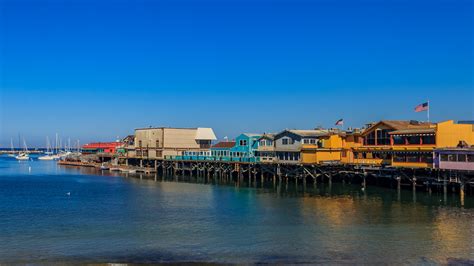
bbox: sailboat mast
[55,133,59,154]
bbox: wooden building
[274,130,329,164]
[300,132,345,164]
[210,141,236,159]
[229,133,262,162]
[134,127,216,159]
[351,120,474,168]
[255,133,276,163]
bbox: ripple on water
[0,157,473,264]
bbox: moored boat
[15,152,29,160]
[16,139,30,161]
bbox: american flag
[415,102,429,112]
[335,118,344,126]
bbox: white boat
[15,152,29,160]
[58,151,72,159]
[38,137,58,160]
[38,154,57,160]
[16,139,30,161]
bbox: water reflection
[1,157,472,264]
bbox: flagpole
[427,100,430,123]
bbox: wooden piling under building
[68,154,474,196]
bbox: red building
[82,142,122,154]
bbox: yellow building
[300,132,344,164]
[348,120,474,168]
[391,120,474,168]
[340,130,363,164]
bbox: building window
[198,140,211,149]
[239,140,247,146]
[468,154,474,162]
[457,154,466,162]
[420,153,433,163]
[365,132,376,145]
[421,135,435,145]
[393,136,405,145]
[266,140,273,146]
[139,140,142,147]
[376,129,391,145]
[365,129,392,145]
[440,154,449,161]
[282,138,288,145]
[407,136,421,145]
[156,140,160,148]
[448,154,456,162]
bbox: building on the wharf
[273,129,329,164]
[133,127,217,159]
[116,135,135,157]
[229,133,262,162]
[255,133,276,163]
[210,141,236,160]
[351,120,474,168]
[82,141,123,155]
[351,120,434,166]
[434,147,474,171]
[340,129,364,164]
[300,130,345,164]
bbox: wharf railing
[164,155,260,163]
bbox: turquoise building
[210,141,235,160]
[229,133,262,162]
[176,134,262,162]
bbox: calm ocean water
[0,155,473,264]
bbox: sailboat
[38,137,57,160]
[15,139,30,161]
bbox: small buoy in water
[361,187,365,192]
[66,192,71,196]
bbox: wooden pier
[57,154,474,197]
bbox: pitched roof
[211,141,236,149]
[362,120,434,135]
[288,129,330,137]
[259,133,276,140]
[195,128,217,140]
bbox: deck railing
[164,155,260,163]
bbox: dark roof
[258,133,276,140]
[211,141,236,149]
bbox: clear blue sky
[1,0,473,147]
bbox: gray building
[274,129,329,163]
